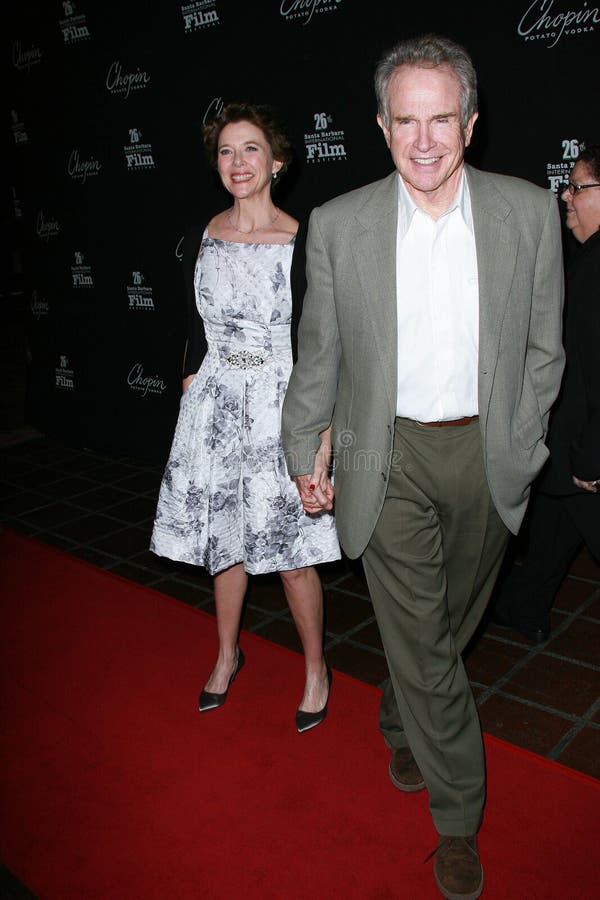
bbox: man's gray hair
[375,33,478,130]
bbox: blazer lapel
[351,172,398,418]
[467,166,520,415]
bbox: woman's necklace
[226,206,281,235]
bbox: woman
[491,144,600,641]
[151,102,340,732]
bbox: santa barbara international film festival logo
[517,0,599,47]
[124,128,156,171]
[127,363,167,397]
[105,61,151,99]
[58,0,91,44]
[126,270,155,311]
[12,40,43,73]
[55,356,75,391]
[304,111,347,164]
[71,251,94,288]
[280,0,344,25]
[546,138,585,193]
[181,0,220,32]
[11,109,29,145]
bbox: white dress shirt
[395,172,479,422]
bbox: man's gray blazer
[281,166,565,558]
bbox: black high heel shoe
[198,647,245,712]
[295,663,332,733]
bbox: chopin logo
[280,0,344,26]
[127,363,167,397]
[181,0,220,32]
[12,41,43,72]
[36,211,60,241]
[59,1,91,44]
[123,128,156,171]
[304,111,347,163]
[517,0,599,47]
[55,355,75,390]
[126,270,155,310]
[106,61,151,99]
[67,149,102,184]
[30,290,49,319]
[71,251,94,288]
[203,96,224,125]
[546,138,584,192]
[11,109,29,145]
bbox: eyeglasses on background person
[564,180,600,195]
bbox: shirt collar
[396,170,474,237]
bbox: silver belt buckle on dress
[224,350,266,369]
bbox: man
[281,33,564,900]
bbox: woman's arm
[181,225,208,387]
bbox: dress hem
[149,544,341,577]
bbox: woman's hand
[573,475,599,493]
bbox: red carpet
[1,527,598,899]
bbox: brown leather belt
[415,415,479,427]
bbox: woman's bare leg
[280,565,329,713]
[203,562,248,694]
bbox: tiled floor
[2,429,599,896]
[3,429,599,782]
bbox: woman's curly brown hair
[202,101,294,176]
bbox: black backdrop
[4,0,598,462]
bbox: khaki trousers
[362,417,509,836]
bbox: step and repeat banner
[5,0,598,462]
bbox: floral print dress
[150,233,341,575]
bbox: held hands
[294,428,335,513]
[572,475,600,493]
[294,473,335,513]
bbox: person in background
[151,102,340,733]
[281,34,564,900]
[491,144,600,643]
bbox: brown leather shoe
[388,747,425,792]
[433,835,483,900]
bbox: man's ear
[464,111,478,148]
[377,114,391,149]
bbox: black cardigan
[539,229,600,493]
[181,218,308,378]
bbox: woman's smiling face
[217,120,281,199]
